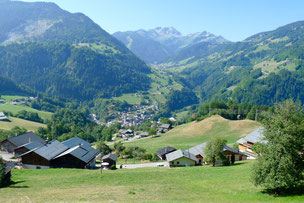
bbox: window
[177,161,180,164]
[172,161,174,164]
[36,166,41,169]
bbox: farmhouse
[160,124,172,132]
[140,132,149,138]
[52,143,99,169]
[188,142,247,165]
[237,127,266,158]
[156,146,177,160]
[166,149,198,167]
[20,140,69,169]
[0,112,8,121]
[101,153,117,169]
[0,132,45,153]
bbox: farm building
[62,137,92,148]
[166,149,198,167]
[160,124,172,132]
[140,132,149,138]
[14,141,44,158]
[101,154,117,169]
[0,132,45,153]
[20,140,69,169]
[0,112,8,121]
[156,146,177,160]
[237,127,266,158]
[52,143,99,169]
[188,142,247,165]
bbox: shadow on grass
[8,180,29,188]
[260,185,304,197]
[151,135,161,138]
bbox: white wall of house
[23,164,50,169]
[169,157,196,167]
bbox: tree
[204,137,227,166]
[96,141,112,158]
[252,100,304,195]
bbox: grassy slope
[0,104,53,121]
[124,115,261,153]
[0,116,46,131]
[2,161,303,202]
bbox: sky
[22,0,304,42]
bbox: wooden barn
[14,141,44,158]
[156,146,177,160]
[237,127,266,158]
[20,140,68,169]
[52,143,99,169]
[0,132,45,153]
[101,154,117,169]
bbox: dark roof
[62,137,91,148]
[223,145,247,156]
[102,154,117,161]
[165,149,198,162]
[237,127,266,144]
[54,143,99,164]
[21,140,69,161]
[161,124,171,129]
[1,132,45,147]
[14,141,44,151]
[156,146,177,157]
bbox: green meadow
[1,160,303,202]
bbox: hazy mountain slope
[113,27,229,64]
[0,0,151,100]
[176,21,304,105]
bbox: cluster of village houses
[90,103,160,127]
[1,127,265,182]
[0,96,37,105]
[155,127,265,167]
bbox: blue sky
[22,0,304,41]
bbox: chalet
[121,129,134,138]
[166,149,198,167]
[101,154,117,169]
[156,146,177,160]
[0,112,8,121]
[52,143,99,169]
[0,99,5,104]
[141,132,149,138]
[14,141,44,158]
[20,140,69,169]
[0,132,45,153]
[237,127,266,158]
[187,142,247,165]
[160,124,172,132]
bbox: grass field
[0,104,53,121]
[1,160,303,202]
[124,115,261,153]
[0,117,46,132]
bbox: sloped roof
[237,127,267,144]
[54,143,99,164]
[188,142,207,157]
[161,124,171,129]
[102,153,117,161]
[21,140,69,161]
[14,141,44,151]
[62,137,91,148]
[156,146,177,157]
[166,149,198,162]
[188,142,247,157]
[2,132,45,147]
[141,132,149,136]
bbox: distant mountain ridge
[0,0,151,100]
[113,27,229,64]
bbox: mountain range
[113,27,229,64]
[0,0,150,100]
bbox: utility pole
[209,104,211,117]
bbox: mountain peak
[153,26,182,36]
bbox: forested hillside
[172,21,304,105]
[0,0,151,100]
